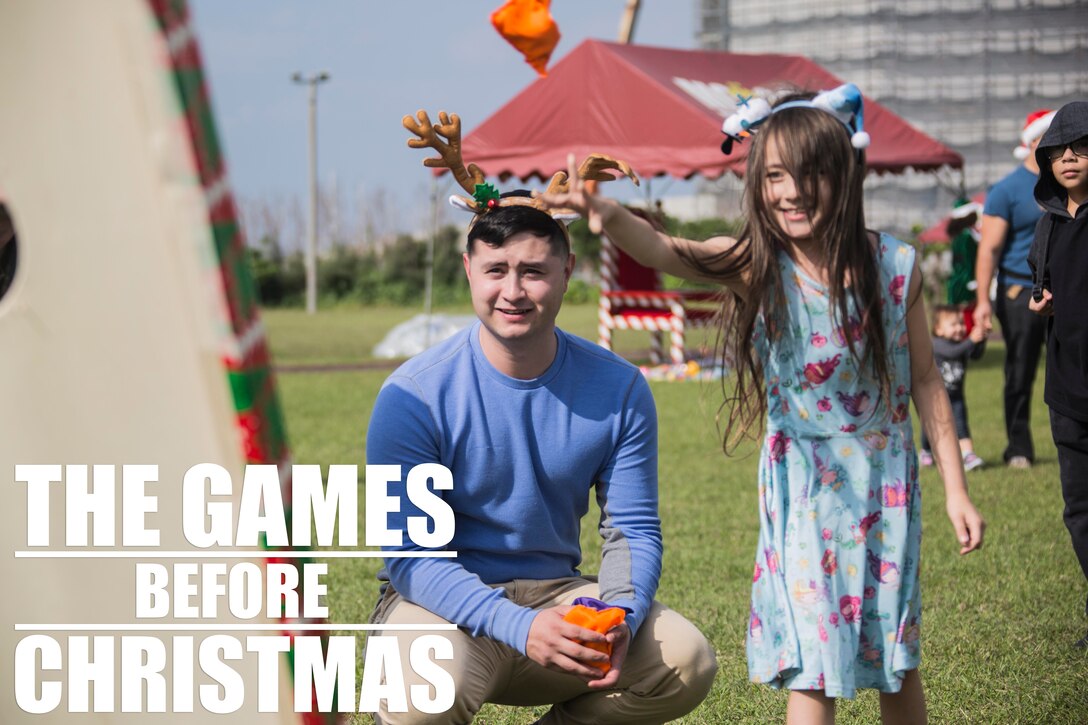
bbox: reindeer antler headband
[720,83,871,155]
[403,110,639,222]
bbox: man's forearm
[973,251,997,333]
[385,556,537,653]
[975,214,1007,304]
[594,376,662,638]
[975,250,997,304]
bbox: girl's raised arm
[540,155,748,299]
[906,256,986,555]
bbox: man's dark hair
[466,201,570,257]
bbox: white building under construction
[690,0,1088,236]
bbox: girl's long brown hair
[676,93,892,454]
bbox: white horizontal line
[14,551,456,559]
[14,624,456,632]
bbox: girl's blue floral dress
[748,234,921,698]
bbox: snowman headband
[403,109,638,221]
[720,83,871,155]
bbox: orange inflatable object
[490,0,561,77]
[562,604,626,672]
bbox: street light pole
[423,176,439,348]
[291,71,330,315]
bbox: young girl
[542,84,985,723]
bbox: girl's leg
[878,669,927,725]
[786,690,835,725]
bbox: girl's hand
[946,493,985,555]
[539,155,746,290]
[1028,288,1053,316]
[538,154,619,234]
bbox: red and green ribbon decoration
[147,1,337,721]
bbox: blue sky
[189,1,696,241]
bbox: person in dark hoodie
[1026,100,1088,648]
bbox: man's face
[463,231,573,352]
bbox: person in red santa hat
[974,108,1056,469]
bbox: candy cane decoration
[599,233,714,365]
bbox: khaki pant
[369,577,717,725]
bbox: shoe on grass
[1075,631,1088,649]
[1008,455,1032,469]
[919,450,934,467]
[963,452,984,471]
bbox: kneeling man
[366,203,717,724]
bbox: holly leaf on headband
[473,183,501,207]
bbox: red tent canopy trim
[459,40,962,183]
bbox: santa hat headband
[403,109,638,221]
[950,199,983,220]
[1013,109,1055,160]
[720,83,871,155]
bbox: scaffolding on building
[694,0,1088,236]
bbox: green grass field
[264,304,1088,724]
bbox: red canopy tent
[460,39,962,181]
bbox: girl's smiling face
[762,135,829,242]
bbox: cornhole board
[0,1,328,721]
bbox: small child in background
[919,304,987,470]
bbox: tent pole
[618,0,641,44]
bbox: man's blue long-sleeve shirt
[365,322,662,654]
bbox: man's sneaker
[1008,455,1032,469]
[919,450,934,467]
[1075,631,1088,649]
[963,452,984,471]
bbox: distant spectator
[974,109,1055,468]
[945,198,982,333]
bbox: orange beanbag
[490,0,561,77]
[563,603,626,672]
